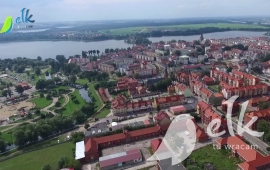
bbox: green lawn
[105,23,269,35]
[187,145,242,170]
[208,85,219,93]
[0,142,73,170]
[0,125,13,131]
[48,96,66,111]
[76,78,89,85]
[62,90,86,116]
[95,108,110,118]
[89,83,103,111]
[29,97,53,109]
[0,129,14,144]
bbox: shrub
[40,93,44,98]
[55,101,61,107]
[35,110,41,115]
[46,94,52,100]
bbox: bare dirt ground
[0,101,34,119]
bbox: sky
[0,0,269,22]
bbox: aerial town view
[1,0,270,170]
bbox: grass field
[0,125,13,131]
[208,85,220,93]
[89,83,103,112]
[76,78,89,85]
[0,142,73,170]
[0,129,14,143]
[105,23,269,35]
[62,90,86,116]
[95,108,110,118]
[29,97,53,109]
[188,145,241,170]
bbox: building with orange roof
[248,96,270,107]
[244,108,270,130]
[76,125,162,162]
[174,83,193,97]
[153,95,185,109]
[167,85,175,94]
[202,108,228,134]
[202,75,215,85]
[111,95,153,115]
[115,77,138,91]
[187,119,209,142]
[214,136,270,170]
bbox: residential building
[98,63,115,73]
[179,55,189,64]
[76,125,162,162]
[16,82,30,90]
[187,119,209,142]
[248,96,270,107]
[98,88,109,102]
[115,77,138,91]
[167,85,175,94]
[133,62,157,78]
[68,57,90,65]
[214,136,270,170]
[170,105,186,115]
[153,95,185,109]
[111,95,153,115]
[202,76,215,85]
[99,149,142,170]
[221,101,240,116]
[200,87,223,105]
[153,111,171,127]
[174,83,193,97]
[244,108,270,130]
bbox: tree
[56,55,66,65]
[0,139,6,152]
[71,132,85,144]
[46,94,52,100]
[45,71,49,76]
[13,130,26,147]
[2,90,8,98]
[69,75,77,84]
[36,79,47,90]
[40,93,44,98]
[267,147,270,152]
[84,124,90,130]
[35,67,41,76]
[97,50,100,56]
[58,157,69,169]
[42,164,51,170]
[258,101,270,110]
[134,73,140,79]
[227,67,232,73]
[93,50,96,56]
[16,85,24,95]
[157,105,161,112]
[88,50,92,56]
[37,56,42,61]
[257,120,269,138]
[109,49,114,53]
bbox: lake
[0,31,266,59]
[79,88,92,102]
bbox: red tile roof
[155,95,185,105]
[128,125,160,137]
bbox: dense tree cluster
[260,54,270,62]
[150,78,172,91]
[79,71,109,82]
[12,116,74,147]
[257,120,270,142]
[58,156,81,170]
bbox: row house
[244,108,270,130]
[127,63,141,71]
[153,95,185,109]
[128,85,147,96]
[202,75,215,85]
[136,54,156,61]
[98,88,109,102]
[175,72,189,85]
[68,57,90,65]
[232,70,260,86]
[98,63,115,73]
[197,101,228,134]
[114,57,134,67]
[222,83,269,99]
[214,136,270,170]
[200,87,223,105]
[115,77,138,91]
[248,96,270,107]
[111,95,153,115]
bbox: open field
[29,97,52,109]
[0,101,34,119]
[0,142,73,170]
[62,90,86,116]
[0,125,13,131]
[95,107,110,118]
[105,23,269,35]
[187,145,242,170]
[76,78,89,85]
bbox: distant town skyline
[0,0,269,22]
